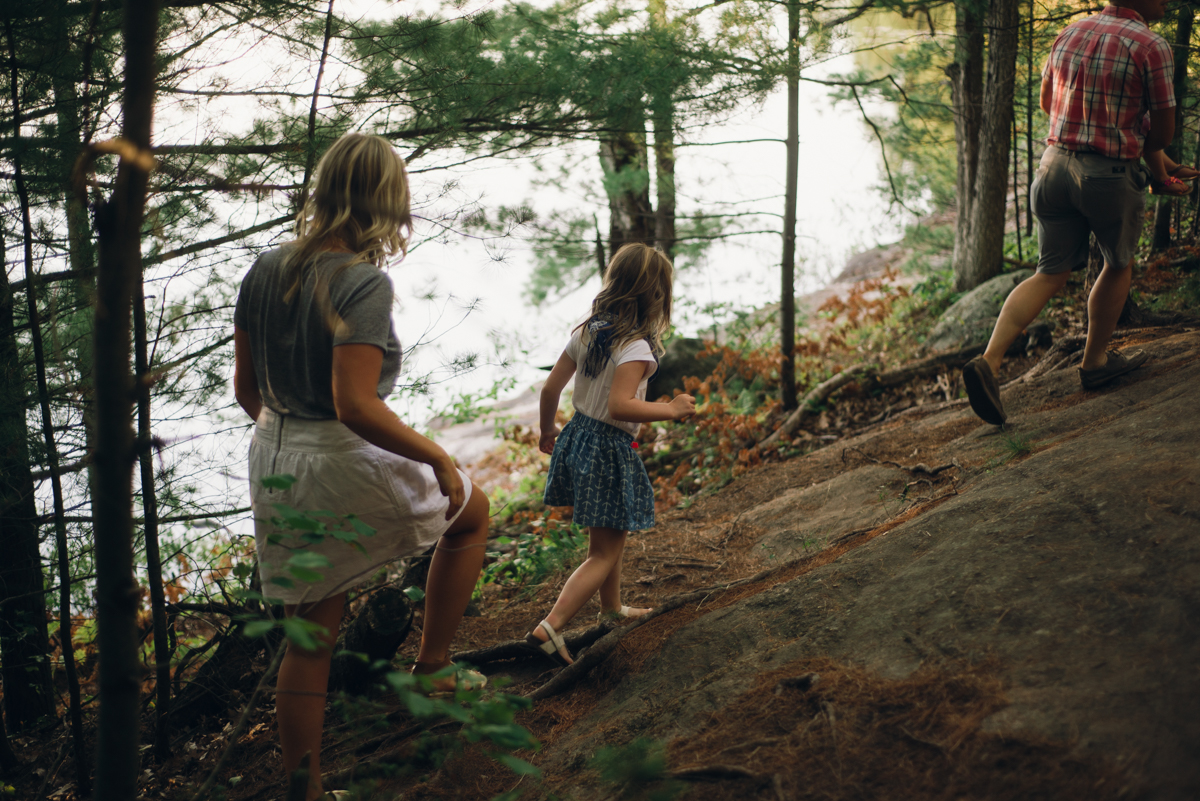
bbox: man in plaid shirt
[961,0,1194,426]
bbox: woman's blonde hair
[284,133,412,300]
[575,243,673,375]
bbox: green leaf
[287,552,333,569]
[288,567,326,584]
[493,754,542,778]
[261,474,297,490]
[243,620,276,639]
[403,586,426,603]
[282,617,320,651]
[403,689,436,717]
[269,576,296,589]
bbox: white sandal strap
[537,620,566,654]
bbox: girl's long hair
[283,133,412,301]
[575,243,673,377]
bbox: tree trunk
[1151,3,1193,252]
[1025,0,1034,236]
[948,0,985,281]
[652,102,676,259]
[49,6,98,785]
[328,587,413,695]
[0,231,56,734]
[91,0,160,797]
[2,20,64,735]
[599,128,654,256]
[779,0,800,411]
[134,279,172,760]
[649,0,676,260]
[956,0,1021,292]
[0,701,18,774]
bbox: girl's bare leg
[413,483,489,690]
[532,526,628,663]
[598,545,650,618]
[277,592,346,801]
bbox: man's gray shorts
[1030,146,1149,275]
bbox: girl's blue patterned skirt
[543,413,655,531]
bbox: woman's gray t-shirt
[234,247,401,420]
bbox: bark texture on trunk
[948,0,984,283]
[0,233,56,733]
[779,0,800,411]
[956,0,1021,292]
[92,0,159,797]
[650,0,676,260]
[599,129,653,257]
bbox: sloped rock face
[539,331,1200,800]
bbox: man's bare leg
[982,271,1072,376]
[1080,261,1133,370]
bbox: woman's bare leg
[413,483,489,687]
[277,592,346,801]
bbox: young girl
[1138,113,1198,195]
[527,243,696,666]
[1144,148,1197,195]
[233,133,489,800]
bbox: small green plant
[998,429,1037,459]
[478,520,588,597]
[590,738,685,801]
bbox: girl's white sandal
[524,620,572,667]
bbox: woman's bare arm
[332,343,464,519]
[233,327,263,421]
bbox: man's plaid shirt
[1044,5,1175,160]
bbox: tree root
[1008,335,1085,385]
[842,446,962,485]
[760,364,877,448]
[668,763,768,782]
[452,620,617,667]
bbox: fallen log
[759,364,877,448]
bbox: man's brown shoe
[962,356,1006,425]
[1079,348,1149,390]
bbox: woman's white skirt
[248,408,471,605]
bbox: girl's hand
[667,393,697,420]
[431,456,466,520]
[539,427,560,455]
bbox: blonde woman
[528,244,696,666]
[233,133,488,800]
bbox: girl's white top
[564,327,657,437]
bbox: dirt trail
[450,327,1200,801]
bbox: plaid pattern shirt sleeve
[1044,5,1175,160]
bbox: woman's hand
[539,427,560,455]
[431,455,466,520]
[667,393,696,420]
